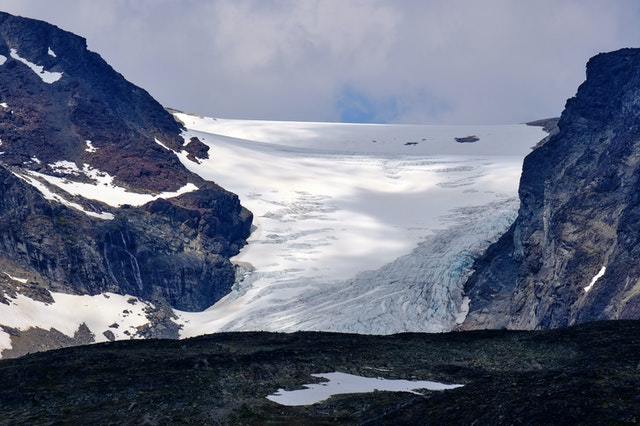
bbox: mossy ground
[0,321,639,424]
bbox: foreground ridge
[0,320,638,424]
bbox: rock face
[464,48,640,329]
[0,11,194,192]
[0,167,251,311]
[0,12,252,313]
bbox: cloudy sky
[2,0,639,124]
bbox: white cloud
[1,0,639,123]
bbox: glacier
[173,114,546,335]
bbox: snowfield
[173,114,545,335]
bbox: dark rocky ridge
[0,163,250,311]
[0,11,198,192]
[464,48,640,329]
[0,320,638,424]
[0,11,253,314]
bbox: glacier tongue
[188,200,518,334]
[173,114,546,335]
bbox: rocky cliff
[464,48,640,329]
[0,11,252,318]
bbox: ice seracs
[266,372,463,406]
[0,54,6,65]
[9,48,62,83]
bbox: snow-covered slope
[0,292,154,353]
[172,114,546,334]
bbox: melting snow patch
[30,157,41,164]
[14,172,114,220]
[0,102,7,108]
[584,266,606,293]
[0,54,6,65]
[50,160,81,175]
[85,140,97,153]
[154,137,172,151]
[266,372,463,406]
[3,273,28,284]
[0,291,154,356]
[9,48,63,83]
[47,47,57,58]
[32,162,197,207]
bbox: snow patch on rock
[3,272,28,284]
[0,291,154,356]
[85,140,97,153]
[584,266,606,293]
[31,161,197,207]
[9,48,62,83]
[267,372,463,406]
[154,137,172,151]
[13,172,114,220]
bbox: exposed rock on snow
[455,135,480,143]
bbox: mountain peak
[0,11,196,192]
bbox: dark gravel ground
[0,320,639,425]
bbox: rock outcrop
[0,11,195,192]
[464,48,640,329]
[0,11,252,314]
[0,166,251,311]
